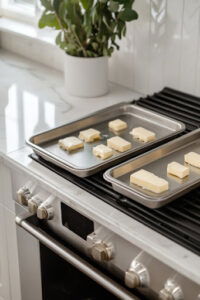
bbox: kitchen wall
[110,0,200,97]
[1,0,200,97]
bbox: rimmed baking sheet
[104,129,200,208]
[27,103,185,177]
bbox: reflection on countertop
[0,50,138,154]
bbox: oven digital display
[61,203,94,240]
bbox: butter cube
[59,136,84,152]
[107,136,131,152]
[167,162,189,179]
[93,144,113,160]
[184,152,200,168]
[130,127,156,143]
[108,119,128,131]
[130,169,169,193]
[79,128,101,142]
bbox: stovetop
[30,87,200,256]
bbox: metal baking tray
[104,129,200,209]
[27,103,185,177]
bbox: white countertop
[0,49,137,154]
[1,50,200,285]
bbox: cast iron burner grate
[30,87,200,256]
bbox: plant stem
[71,27,87,57]
[55,12,86,56]
[55,8,87,57]
[55,12,68,35]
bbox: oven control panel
[12,170,200,300]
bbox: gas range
[30,87,200,257]
[14,87,200,300]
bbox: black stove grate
[30,87,200,256]
[137,87,200,132]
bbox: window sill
[0,17,65,71]
[0,17,56,45]
[0,17,136,94]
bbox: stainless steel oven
[12,171,200,300]
[8,86,200,300]
[15,202,142,300]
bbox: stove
[30,87,200,257]
[14,87,200,300]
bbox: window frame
[0,0,38,24]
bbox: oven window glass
[40,244,118,300]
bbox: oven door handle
[16,215,140,300]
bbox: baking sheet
[27,103,185,177]
[104,129,200,208]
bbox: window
[0,0,40,24]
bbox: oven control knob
[17,187,32,206]
[91,242,113,262]
[28,195,43,214]
[37,205,54,220]
[159,289,174,300]
[125,261,149,289]
[159,279,183,300]
[125,271,140,289]
[37,196,55,220]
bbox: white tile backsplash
[1,0,200,97]
[110,0,200,97]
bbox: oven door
[15,212,142,300]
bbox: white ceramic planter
[64,55,109,98]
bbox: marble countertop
[0,49,137,154]
[1,50,200,285]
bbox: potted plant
[38,0,138,98]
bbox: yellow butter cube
[79,128,101,143]
[59,136,84,152]
[167,162,189,179]
[130,127,156,143]
[184,152,200,168]
[108,119,128,131]
[107,136,131,152]
[93,144,113,160]
[130,169,169,193]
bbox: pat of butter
[79,128,101,142]
[130,169,169,193]
[93,144,113,160]
[107,136,131,152]
[108,119,127,131]
[59,136,84,152]
[130,127,156,142]
[184,152,200,168]
[167,162,189,179]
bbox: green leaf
[80,0,93,9]
[53,0,62,12]
[40,0,53,11]
[38,0,139,57]
[38,12,61,29]
[119,9,138,22]
[109,0,119,12]
[91,42,98,50]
